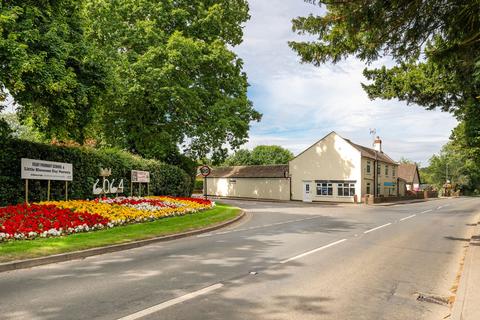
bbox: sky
[233,0,458,166]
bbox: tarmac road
[1,197,478,320]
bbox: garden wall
[0,139,191,206]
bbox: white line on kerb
[421,209,433,214]
[400,214,416,221]
[117,283,223,320]
[363,223,392,234]
[280,239,347,264]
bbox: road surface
[1,197,478,320]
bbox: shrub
[0,138,191,206]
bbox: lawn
[0,203,240,263]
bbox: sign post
[21,158,73,203]
[199,165,211,200]
[131,170,150,197]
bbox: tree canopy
[0,0,110,142]
[0,0,261,162]
[290,0,480,192]
[224,145,294,166]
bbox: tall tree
[224,145,294,166]
[85,0,261,160]
[289,0,480,159]
[0,0,110,142]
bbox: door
[303,181,312,202]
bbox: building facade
[204,165,290,201]
[398,163,421,191]
[205,132,401,203]
[290,132,399,203]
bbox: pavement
[451,213,480,320]
[0,197,479,319]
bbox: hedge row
[0,139,192,206]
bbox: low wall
[364,190,438,204]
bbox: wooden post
[25,179,29,204]
[139,183,142,197]
[47,180,51,201]
[65,181,68,201]
[147,183,150,196]
[130,181,133,197]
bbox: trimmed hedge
[0,139,191,206]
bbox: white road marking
[421,209,433,214]
[437,206,443,209]
[198,216,322,238]
[117,283,223,320]
[400,214,416,221]
[280,239,348,264]
[364,223,392,234]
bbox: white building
[205,132,401,203]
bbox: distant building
[290,132,398,202]
[398,163,421,191]
[205,131,401,203]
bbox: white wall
[289,132,362,203]
[205,177,290,201]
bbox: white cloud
[234,0,457,165]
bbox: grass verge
[0,203,240,263]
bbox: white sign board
[131,170,150,183]
[21,158,73,181]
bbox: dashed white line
[421,209,433,214]
[116,283,223,320]
[400,214,416,221]
[280,239,348,264]
[364,223,392,234]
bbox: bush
[194,179,204,192]
[0,138,191,206]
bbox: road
[1,197,478,320]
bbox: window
[392,167,396,177]
[305,184,310,193]
[377,163,381,175]
[317,183,333,196]
[366,161,371,174]
[366,183,371,195]
[338,183,356,196]
[385,165,389,176]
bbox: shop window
[338,183,356,196]
[317,183,333,196]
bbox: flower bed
[0,197,214,241]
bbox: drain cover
[416,292,451,307]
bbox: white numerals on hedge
[93,179,124,195]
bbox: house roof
[291,131,398,165]
[398,163,420,183]
[346,140,398,165]
[207,165,289,178]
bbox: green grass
[0,203,240,263]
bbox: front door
[303,181,312,202]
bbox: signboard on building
[384,182,396,187]
[131,170,150,183]
[21,158,73,181]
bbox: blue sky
[233,0,457,165]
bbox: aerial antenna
[369,128,376,146]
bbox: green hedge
[0,139,192,206]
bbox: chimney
[373,136,382,153]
